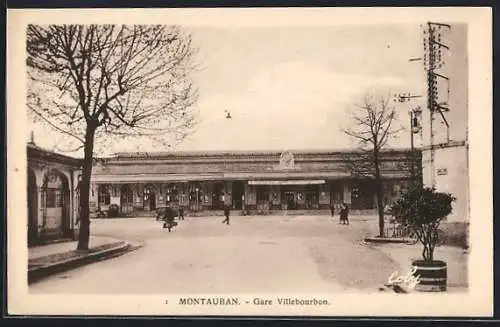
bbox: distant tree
[27,25,198,250]
[343,91,403,237]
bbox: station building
[89,148,420,216]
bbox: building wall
[27,145,81,244]
[421,23,469,222]
[89,149,420,215]
[92,150,417,178]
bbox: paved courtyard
[29,215,468,294]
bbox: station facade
[90,149,420,216]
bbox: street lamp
[409,106,422,186]
[394,93,423,189]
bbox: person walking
[162,207,178,232]
[340,202,350,225]
[330,204,335,217]
[178,207,185,220]
[222,203,230,225]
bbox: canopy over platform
[248,180,326,185]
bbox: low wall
[440,222,469,249]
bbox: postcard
[6,7,492,317]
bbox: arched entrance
[27,169,38,244]
[41,169,70,238]
[120,184,134,215]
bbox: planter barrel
[412,260,447,292]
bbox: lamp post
[395,93,422,188]
[144,187,150,210]
[409,106,422,187]
[195,187,199,212]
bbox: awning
[248,180,326,185]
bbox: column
[33,168,45,237]
[72,171,79,227]
[225,181,233,207]
[242,181,247,211]
[343,180,351,205]
[89,182,98,213]
[72,171,81,239]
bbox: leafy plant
[392,187,455,261]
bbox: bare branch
[27,24,198,154]
[28,104,85,144]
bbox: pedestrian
[340,202,350,225]
[330,204,335,217]
[178,207,185,220]
[162,208,177,232]
[222,203,230,225]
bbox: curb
[364,237,412,244]
[28,241,133,284]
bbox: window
[166,184,178,203]
[98,185,111,205]
[42,188,63,208]
[42,171,65,208]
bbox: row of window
[96,183,404,208]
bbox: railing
[385,219,418,244]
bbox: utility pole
[395,93,422,187]
[422,22,451,188]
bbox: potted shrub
[391,187,455,292]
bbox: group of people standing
[331,202,350,225]
[159,197,232,231]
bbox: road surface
[30,215,400,294]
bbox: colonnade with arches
[27,145,81,245]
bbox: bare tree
[27,25,198,250]
[343,91,402,237]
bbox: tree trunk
[374,150,385,237]
[77,125,96,251]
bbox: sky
[29,24,427,155]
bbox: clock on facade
[280,151,295,169]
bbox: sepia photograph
[7,7,492,316]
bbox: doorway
[188,182,203,212]
[232,181,244,210]
[305,185,319,209]
[212,182,225,210]
[143,185,157,211]
[120,184,134,215]
[27,169,37,244]
[284,191,297,210]
[149,191,156,211]
[41,169,70,237]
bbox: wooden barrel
[412,260,447,292]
